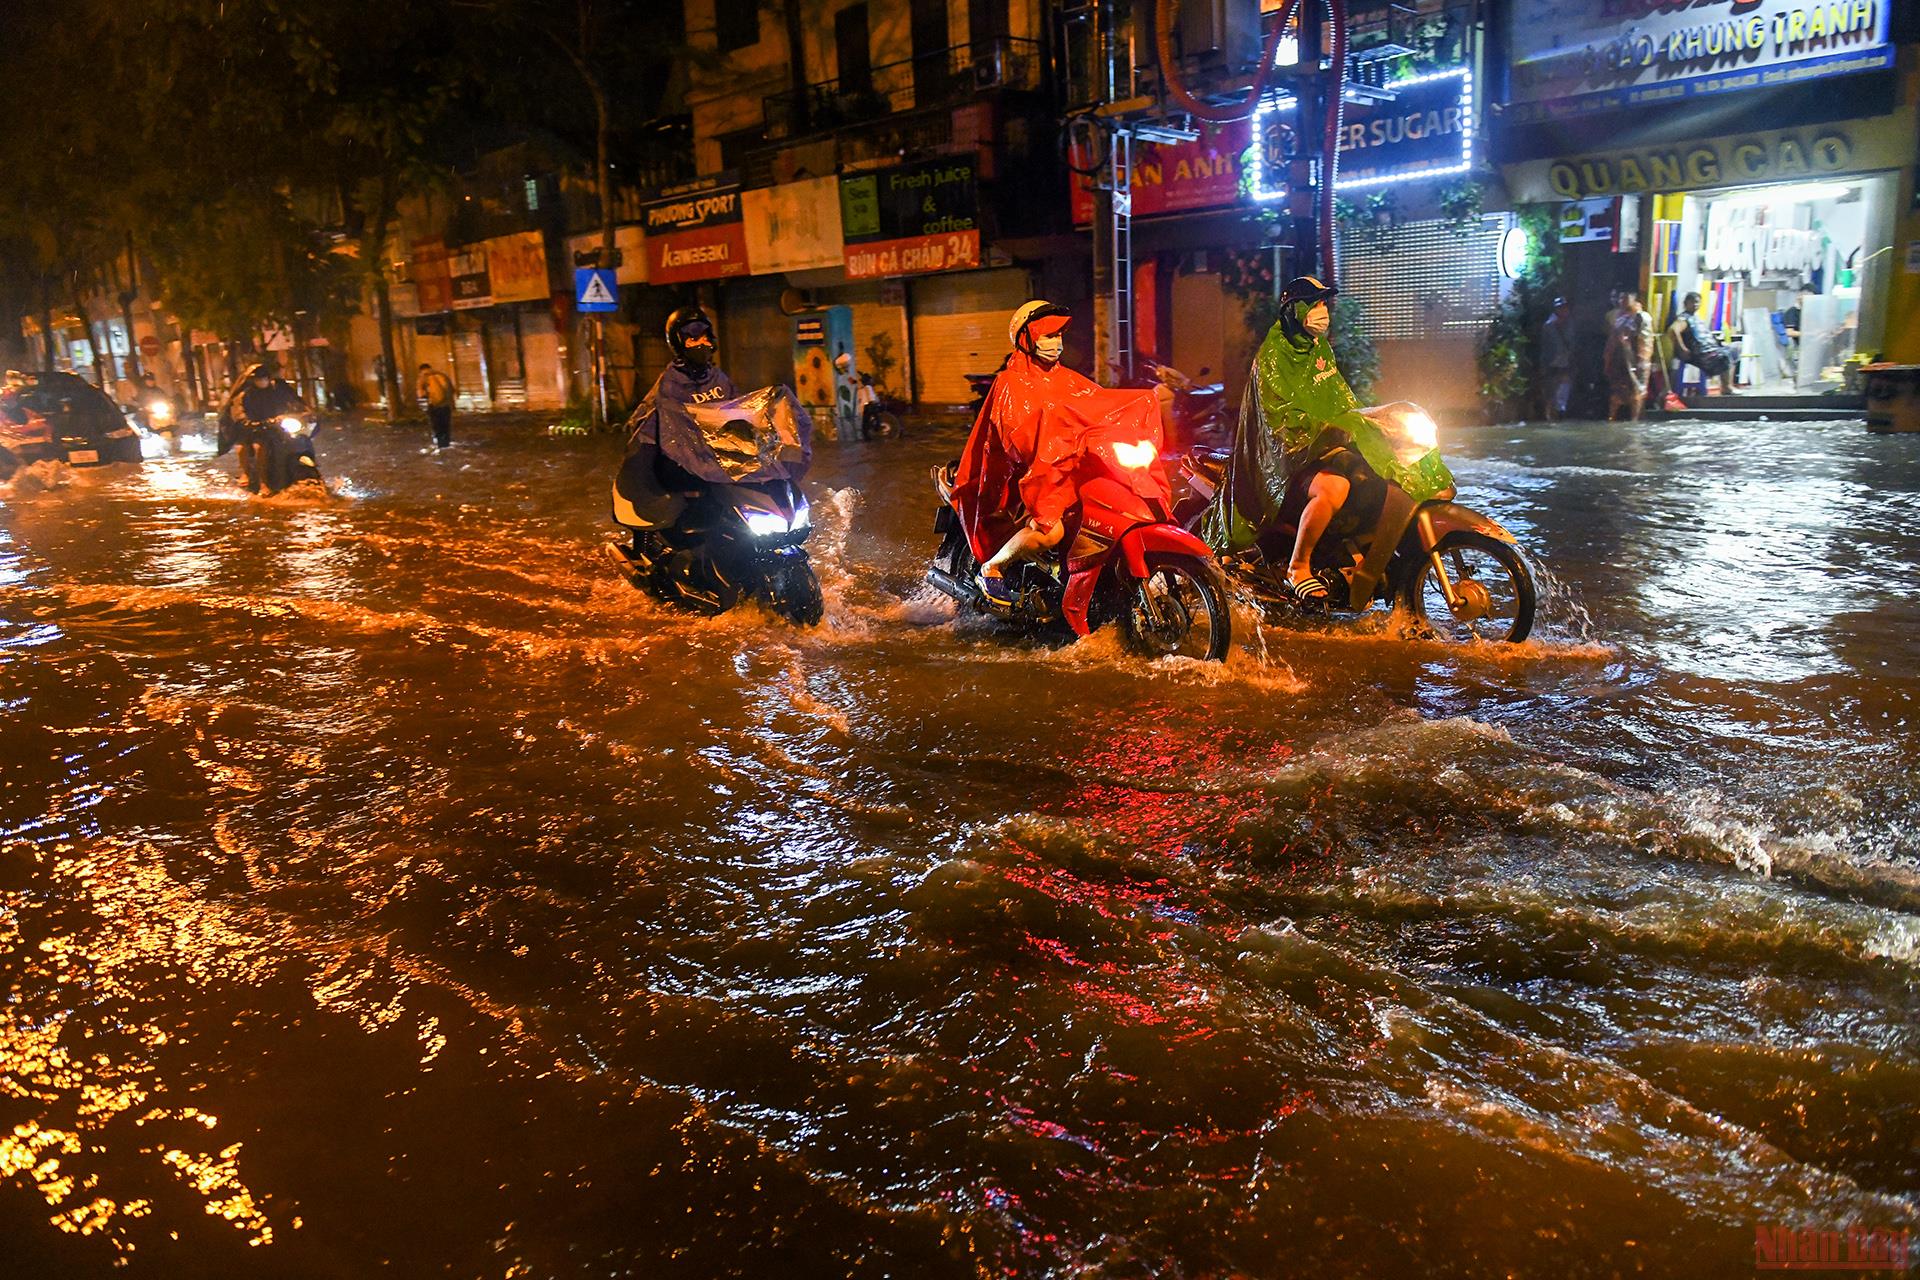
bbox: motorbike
[963,371,998,421]
[928,427,1232,661]
[607,384,823,626]
[257,412,326,493]
[1175,402,1536,643]
[1114,358,1228,449]
[856,374,909,440]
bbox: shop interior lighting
[1714,182,1855,208]
[1248,66,1473,201]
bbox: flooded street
[2,414,1916,1277]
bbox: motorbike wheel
[1120,554,1232,662]
[1399,531,1536,643]
[769,556,824,626]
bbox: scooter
[928,431,1232,660]
[1176,403,1535,643]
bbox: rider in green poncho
[1201,275,1453,605]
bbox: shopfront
[1498,0,1906,401]
[1506,107,1915,398]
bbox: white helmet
[1009,300,1072,353]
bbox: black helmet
[665,305,717,367]
[1277,275,1337,348]
[243,361,277,383]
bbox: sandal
[1286,574,1330,607]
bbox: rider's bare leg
[1287,471,1350,586]
[982,518,1066,577]
[239,443,263,493]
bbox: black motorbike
[257,412,325,493]
[606,478,822,625]
[607,385,823,626]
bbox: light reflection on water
[0,414,1914,1275]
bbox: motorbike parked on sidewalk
[606,385,823,626]
[928,429,1232,661]
[1114,357,1228,449]
[1176,403,1536,643]
[856,374,908,440]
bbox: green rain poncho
[1201,311,1454,552]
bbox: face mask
[1033,335,1064,363]
[1303,303,1331,338]
[680,336,714,365]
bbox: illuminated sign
[1507,0,1891,122]
[1249,67,1474,201]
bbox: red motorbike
[928,427,1232,661]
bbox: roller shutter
[909,267,1031,405]
[717,277,792,392]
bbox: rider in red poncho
[953,301,1166,606]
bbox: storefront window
[1668,175,1894,396]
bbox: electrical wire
[1153,0,1346,275]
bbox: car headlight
[279,415,304,435]
[744,511,790,538]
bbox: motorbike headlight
[1406,411,1439,451]
[148,401,173,425]
[791,498,811,531]
[744,511,790,538]
[1112,439,1157,469]
[279,415,304,435]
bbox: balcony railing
[763,36,1044,141]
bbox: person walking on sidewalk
[419,362,455,450]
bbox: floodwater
[1,413,1915,1278]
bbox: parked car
[0,371,142,477]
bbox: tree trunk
[73,277,107,391]
[366,176,404,421]
[37,277,56,372]
[118,232,144,382]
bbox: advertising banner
[743,177,845,274]
[565,226,649,284]
[645,177,749,284]
[483,230,549,303]
[1070,121,1249,225]
[1506,0,1891,123]
[411,238,453,314]
[1503,107,1917,200]
[449,246,491,310]
[840,158,981,280]
[1071,70,1473,221]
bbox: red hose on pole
[1153,0,1346,276]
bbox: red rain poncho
[951,352,1166,562]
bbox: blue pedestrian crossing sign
[575,268,619,312]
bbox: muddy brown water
[1,414,1916,1278]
